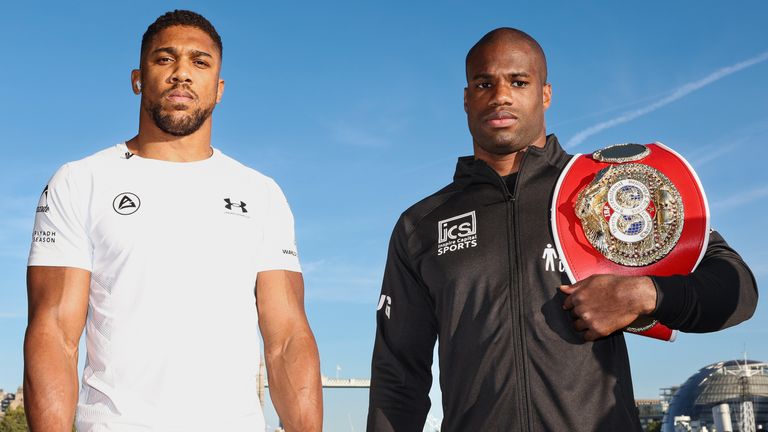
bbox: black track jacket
[367,135,758,432]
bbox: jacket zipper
[498,159,533,432]
[513,157,535,431]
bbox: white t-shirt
[28,144,301,432]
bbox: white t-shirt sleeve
[28,163,93,271]
[255,179,301,273]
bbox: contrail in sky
[711,185,768,211]
[565,51,768,149]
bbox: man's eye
[194,60,209,67]
[157,57,173,64]
[476,82,492,89]
[512,81,528,88]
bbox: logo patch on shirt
[224,198,248,213]
[437,211,478,255]
[36,185,49,213]
[113,192,140,215]
[542,243,565,273]
[224,197,251,218]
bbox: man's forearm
[24,323,80,432]
[265,330,323,432]
[651,231,758,332]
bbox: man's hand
[559,275,657,341]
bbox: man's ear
[216,79,225,103]
[542,83,552,110]
[463,87,468,113]
[131,69,141,95]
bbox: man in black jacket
[367,28,758,431]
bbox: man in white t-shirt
[24,10,322,432]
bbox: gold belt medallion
[575,163,684,267]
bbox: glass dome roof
[662,360,768,432]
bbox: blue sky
[2,1,767,430]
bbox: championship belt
[551,143,710,341]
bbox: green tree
[645,419,662,432]
[0,407,29,432]
[0,408,76,432]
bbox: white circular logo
[113,192,141,215]
[606,179,652,242]
[609,211,653,243]
[607,179,650,215]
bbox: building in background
[661,360,768,432]
[0,386,24,420]
[3,361,766,430]
[637,398,666,430]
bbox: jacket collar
[453,134,569,186]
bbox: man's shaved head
[465,27,548,83]
[463,27,552,159]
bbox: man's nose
[489,83,513,107]
[169,64,192,84]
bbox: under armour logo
[377,295,391,319]
[224,198,248,213]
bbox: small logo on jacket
[542,243,565,272]
[437,211,478,255]
[113,193,140,215]
[377,295,391,319]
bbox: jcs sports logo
[437,211,478,256]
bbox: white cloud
[550,87,670,128]
[686,120,768,168]
[689,138,748,168]
[565,51,768,149]
[710,185,768,210]
[301,259,327,274]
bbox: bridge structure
[261,371,371,430]
[263,375,370,388]
[321,376,371,388]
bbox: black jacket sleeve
[367,216,438,432]
[651,230,758,332]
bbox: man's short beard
[146,102,213,137]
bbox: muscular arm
[256,270,322,432]
[24,266,90,432]
[560,231,758,340]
